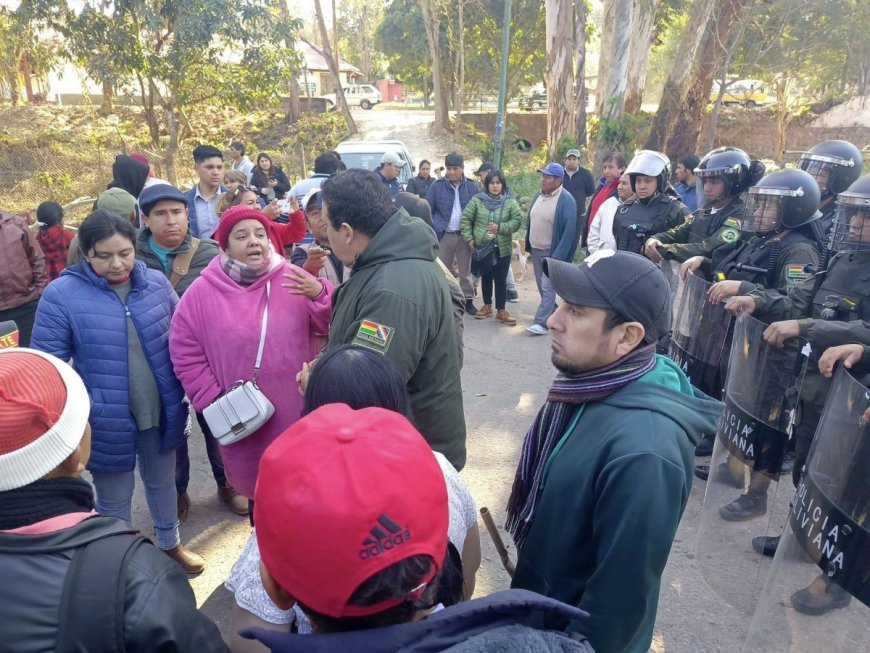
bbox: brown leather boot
[218,484,250,516]
[475,304,493,319]
[177,492,190,521]
[164,544,205,575]
[496,309,517,326]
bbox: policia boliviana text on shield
[724,173,870,615]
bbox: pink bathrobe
[169,257,332,498]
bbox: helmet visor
[831,197,870,252]
[742,189,785,234]
[799,158,834,195]
[694,169,730,208]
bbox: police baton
[479,507,515,578]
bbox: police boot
[694,433,715,457]
[791,574,851,615]
[719,489,767,521]
[751,535,779,557]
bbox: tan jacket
[0,212,46,310]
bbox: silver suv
[321,84,382,110]
[334,140,415,186]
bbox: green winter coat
[326,209,467,470]
[460,194,524,258]
[511,356,723,653]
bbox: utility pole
[493,0,512,169]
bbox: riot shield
[742,367,870,652]
[660,259,684,318]
[696,312,810,614]
[668,272,732,398]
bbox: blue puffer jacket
[31,260,187,473]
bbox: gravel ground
[123,108,759,651]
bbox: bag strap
[169,237,201,288]
[253,283,270,383]
[55,531,147,653]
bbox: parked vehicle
[709,79,770,108]
[520,91,547,111]
[334,140,416,187]
[321,84,382,110]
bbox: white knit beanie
[0,348,90,491]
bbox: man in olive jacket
[316,169,467,469]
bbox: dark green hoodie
[511,356,723,653]
[327,209,467,469]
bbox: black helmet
[694,147,764,208]
[626,150,670,194]
[741,168,821,234]
[831,174,870,253]
[799,140,863,198]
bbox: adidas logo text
[359,514,412,559]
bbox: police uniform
[653,199,744,263]
[749,249,870,483]
[613,193,690,255]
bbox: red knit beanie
[0,349,89,491]
[214,206,283,253]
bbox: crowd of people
[0,133,869,653]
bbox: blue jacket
[184,184,227,239]
[375,168,402,198]
[31,260,187,473]
[675,181,698,212]
[240,589,594,652]
[426,177,479,240]
[525,188,579,262]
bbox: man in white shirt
[228,142,255,184]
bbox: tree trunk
[545,0,574,157]
[703,26,742,152]
[20,55,34,102]
[644,0,713,151]
[420,0,449,133]
[453,0,465,135]
[663,0,752,162]
[164,104,180,186]
[314,0,357,134]
[280,0,302,122]
[623,0,657,114]
[595,0,615,116]
[594,0,633,161]
[573,0,587,147]
[100,80,113,116]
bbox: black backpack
[55,530,148,653]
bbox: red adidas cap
[254,404,449,618]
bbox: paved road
[125,108,753,651]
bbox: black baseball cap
[475,162,495,175]
[543,251,671,343]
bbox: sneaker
[218,484,250,516]
[506,289,519,303]
[496,309,517,326]
[177,492,190,521]
[719,491,768,521]
[526,324,548,336]
[791,575,852,615]
[751,535,780,557]
[464,300,478,316]
[695,434,715,457]
[475,304,493,319]
[164,544,205,576]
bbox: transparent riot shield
[660,259,684,318]
[743,367,870,652]
[668,272,732,398]
[696,312,810,614]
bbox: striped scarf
[506,343,657,549]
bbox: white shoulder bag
[203,284,276,445]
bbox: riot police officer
[726,174,870,579]
[799,139,863,235]
[612,150,691,254]
[644,147,765,264]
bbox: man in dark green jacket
[317,169,467,470]
[507,250,722,653]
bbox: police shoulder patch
[723,217,741,229]
[720,228,740,244]
[786,264,811,288]
[353,319,395,354]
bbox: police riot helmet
[626,150,670,194]
[799,140,863,199]
[831,174,870,253]
[694,147,763,208]
[741,168,821,234]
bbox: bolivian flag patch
[786,264,810,288]
[353,319,395,354]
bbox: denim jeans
[175,411,227,494]
[91,427,180,550]
[531,247,557,328]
